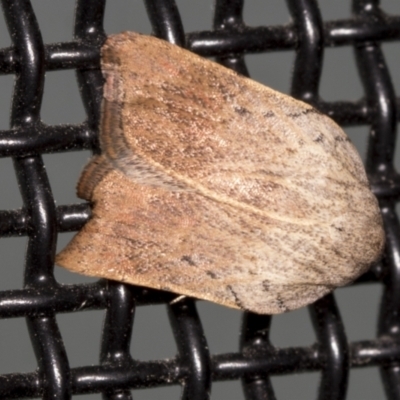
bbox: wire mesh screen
[0,0,399,399]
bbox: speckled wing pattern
[56,32,384,314]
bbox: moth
[56,31,385,314]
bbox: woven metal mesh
[0,0,399,399]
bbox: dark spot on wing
[314,134,324,143]
[262,280,271,292]
[234,106,250,115]
[227,285,247,310]
[332,224,344,232]
[276,295,289,312]
[206,270,217,279]
[288,108,320,118]
[181,255,197,266]
[263,111,275,118]
[335,136,351,143]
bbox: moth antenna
[170,295,187,304]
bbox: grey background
[0,1,399,399]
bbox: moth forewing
[56,32,385,315]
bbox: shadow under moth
[56,31,385,314]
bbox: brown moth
[56,31,384,314]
